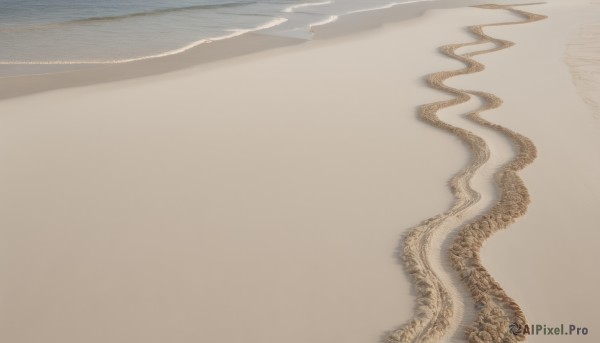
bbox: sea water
[0,0,436,74]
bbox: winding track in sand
[387,4,546,343]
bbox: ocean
[0,0,435,75]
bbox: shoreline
[1,0,517,101]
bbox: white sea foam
[303,0,435,35]
[282,1,332,13]
[0,17,288,65]
[346,0,437,15]
[309,15,339,30]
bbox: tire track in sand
[449,5,546,343]
[387,4,546,343]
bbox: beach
[1,1,599,343]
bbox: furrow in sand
[387,56,492,343]
[387,4,546,343]
[449,5,546,343]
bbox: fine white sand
[0,2,599,343]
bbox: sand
[390,5,546,343]
[1,1,599,343]
[458,2,600,342]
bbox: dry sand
[1,1,599,343]
[391,5,546,343]
[446,1,600,342]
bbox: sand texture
[388,4,546,343]
[565,22,600,117]
[1,2,599,343]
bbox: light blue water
[0,0,433,72]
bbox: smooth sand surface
[1,1,599,343]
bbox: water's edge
[0,0,509,101]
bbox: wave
[1,0,438,66]
[68,2,256,24]
[346,0,437,15]
[0,1,255,33]
[282,1,332,13]
[309,15,339,30]
[0,17,287,65]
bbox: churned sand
[1,1,599,343]
[461,2,600,342]
[390,5,545,343]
